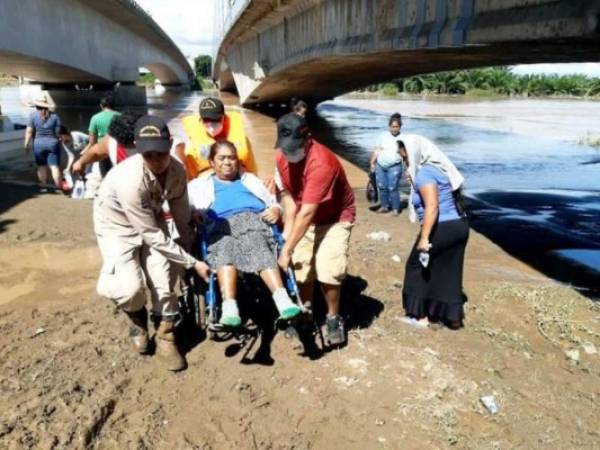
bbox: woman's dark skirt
[402,217,469,323]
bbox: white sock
[272,288,296,313]
[221,299,239,317]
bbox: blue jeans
[375,163,402,211]
[33,139,60,167]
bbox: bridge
[0,0,193,105]
[214,0,600,106]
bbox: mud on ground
[0,184,599,450]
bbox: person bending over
[274,113,356,347]
[188,140,301,327]
[398,135,469,330]
[94,115,210,372]
[71,112,142,176]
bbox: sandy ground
[334,96,600,144]
[0,182,599,450]
[1,97,599,449]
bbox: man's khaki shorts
[292,221,353,286]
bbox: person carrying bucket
[176,97,257,180]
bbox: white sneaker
[399,316,429,329]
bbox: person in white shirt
[369,113,404,216]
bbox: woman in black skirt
[398,137,469,329]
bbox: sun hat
[32,95,53,109]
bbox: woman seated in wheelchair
[188,140,302,327]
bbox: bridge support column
[20,82,147,108]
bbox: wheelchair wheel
[206,306,219,340]
[182,271,208,334]
[198,293,207,331]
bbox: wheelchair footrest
[207,323,226,332]
[207,322,259,334]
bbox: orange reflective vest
[181,111,257,180]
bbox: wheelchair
[179,223,323,348]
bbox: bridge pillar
[20,82,147,108]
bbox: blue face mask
[284,147,306,163]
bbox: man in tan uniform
[94,115,209,371]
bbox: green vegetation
[194,55,212,78]
[198,78,216,90]
[381,83,399,96]
[191,55,213,91]
[578,133,600,148]
[136,54,214,92]
[136,72,156,86]
[366,67,600,98]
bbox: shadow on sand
[178,273,385,366]
[0,182,42,234]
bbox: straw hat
[32,95,53,110]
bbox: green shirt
[89,110,120,139]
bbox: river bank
[334,96,600,145]
[1,181,599,450]
[1,94,599,449]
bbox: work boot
[125,308,149,354]
[155,319,186,372]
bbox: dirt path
[1,175,599,449]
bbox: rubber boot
[125,307,149,354]
[155,319,186,372]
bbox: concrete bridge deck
[215,0,600,105]
[0,0,193,106]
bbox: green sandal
[280,305,302,321]
[220,314,242,327]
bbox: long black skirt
[402,217,469,323]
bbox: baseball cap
[275,112,309,154]
[199,97,225,120]
[134,115,171,153]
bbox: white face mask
[284,148,306,163]
[204,119,224,137]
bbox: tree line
[137,61,600,98]
[365,67,600,98]
[137,55,213,90]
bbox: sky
[137,0,600,77]
[136,0,216,64]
